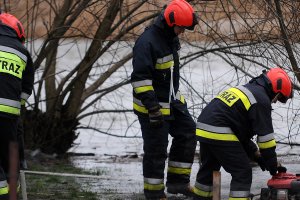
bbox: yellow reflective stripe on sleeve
[133,103,170,115]
[134,85,154,94]
[133,102,148,114]
[0,105,20,115]
[229,88,251,110]
[196,129,239,141]
[0,186,8,195]
[0,51,26,79]
[167,166,191,175]
[155,61,174,69]
[160,108,170,115]
[258,139,276,149]
[144,183,164,191]
[193,187,212,198]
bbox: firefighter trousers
[194,142,252,200]
[138,104,196,199]
[0,117,18,200]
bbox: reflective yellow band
[0,51,26,78]
[133,103,170,115]
[0,186,8,195]
[229,88,251,110]
[196,129,239,141]
[144,183,164,191]
[160,108,170,115]
[216,89,239,107]
[21,99,26,106]
[155,61,174,69]
[193,187,212,197]
[0,104,20,115]
[134,86,154,94]
[258,139,276,149]
[168,166,191,175]
[133,102,148,113]
[179,95,185,104]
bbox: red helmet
[266,67,293,103]
[0,13,25,43]
[164,0,198,30]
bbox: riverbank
[21,147,300,200]
[22,150,190,200]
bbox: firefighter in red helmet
[0,13,34,199]
[131,0,198,199]
[193,68,293,200]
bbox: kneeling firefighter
[193,68,293,200]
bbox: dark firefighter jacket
[196,75,277,165]
[0,25,34,118]
[131,14,187,119]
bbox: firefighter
[0,13,34,199]
[130,0,198,199]
[193,68,293,200]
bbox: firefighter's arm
[242,139,267,171]
[242,139,258,160]
[131,40,159,110]
[21,54,34,105]
[249,102,277,175]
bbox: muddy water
[71,152,300,200]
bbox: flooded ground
[70,136,300,200]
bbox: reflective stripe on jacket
[197,83,276,152]
[0,25,34,117]
[130,14,186,118]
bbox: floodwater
[69,132,300,200]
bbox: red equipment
[260,172,300,200]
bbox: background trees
[3,0,300,154]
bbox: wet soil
[71,153,300,200]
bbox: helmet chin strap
[271,93,280,103]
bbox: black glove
[268,166,278,176]
[265,159,278,176]
[266,163,277,176]
[148,106,164,128]
[277,165,287,173]
[255,156,266,171]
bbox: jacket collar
[153,12,177,40]
[249,74,276,100]
[0,25,19,40]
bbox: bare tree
[3,0,300,154]
[2,0,162,154]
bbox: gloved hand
[255,156,266,171]
[277,166,287,173]
[277,162,287,173]
[268,165,278,176]
[148,106,164,128]
[264,158,278,176]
